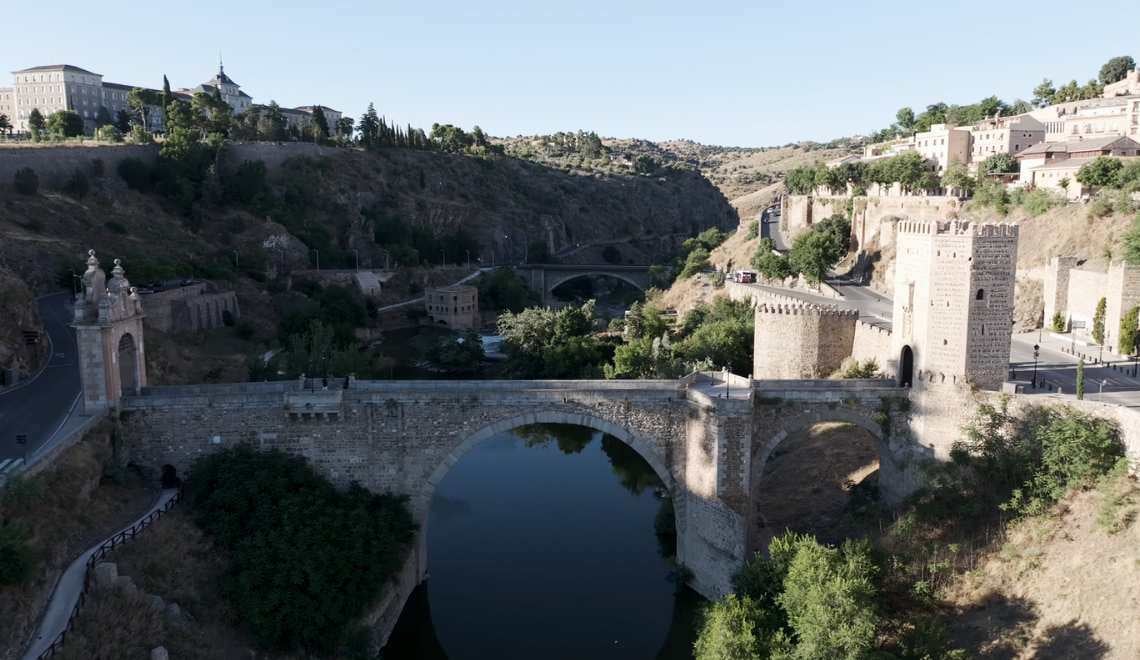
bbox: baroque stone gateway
[73,221,1111,646]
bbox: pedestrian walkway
[22,488,179,660]
[0,457,25,477]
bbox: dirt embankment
[0,266,46,383]
[0,422,157,660]
[944,472,1140,659]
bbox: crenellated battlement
[896,219,1018,239]
[755,303,859,319]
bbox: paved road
[0,293,81,462]
[828,278,894,325]
[1009,332,1140,406]
[758,205,788,251]
[22,488,178,660]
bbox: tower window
[975,288,985,300]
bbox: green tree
[980,153,1019,176]
[1032,79,1057,106]
[46,110,84,138]
[1119,306,1140,355]
[694,595,773,660]
[1122,214,1140,265]
[113,109,132,133]
[258,101,288,141]
[1076,358,1085,400]
[1093,297,1107,343]
[789,230,840,286]
[94,105,112,128]
[752,238,794,280]
[942,162,975,195]
[0,113,10,136]
[358,103,380,146]
[1051,311,1067,333]
[27,108,45,140]
[679,247,711,279]
[1077,156,1124,191]
[496,301,610,378]
[161,74,171,124]
[336,116,354,141]
[895,106,916,131]
[1099,55,1137,85]
[185,447,415,653]
[310,106,330,142]
[776,535,879,660]
[127,87,161,132]
[785,166,817,195]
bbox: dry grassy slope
[945,475,1140,659]
[655,184,780,316]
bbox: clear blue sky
[3,1,1137,146]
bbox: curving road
[0,293,81,464]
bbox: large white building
[0,62,339,136]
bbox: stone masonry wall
[1043,257,1079,328]
[965,226,1019,391]
[851,320,896,378]
[0,144,158,188]
[1067,269,1108,328]
[1103,261,1140,354]
[752,305,858,379]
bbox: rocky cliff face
[0,266,45,383]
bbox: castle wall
[752,304,858,379]
[0,144,158,188]
[140,285,239,333]
[782,194,959,251]
[851,320,895,377]
[1103,261,1140,354]
[1067,269,1108,329]
[1043,257,1080,327]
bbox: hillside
[0,266,45,383]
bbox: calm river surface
[383,424,702,659]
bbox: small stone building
[426,285,479,330]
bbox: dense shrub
[13,167,38,195]
[103,221,128,235]
[678,247,710,279]
[185,447,415,653]
[222,159,270,207]
[117,157,152,192]
[0,523,34,585]
[601,245,622,264]
[1119,305,1139,355]
[476,267,540,312]
[62,169,90,198]
[745,219,759,240]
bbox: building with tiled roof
[1015,135,1140,199]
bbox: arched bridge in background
[512,264,653,306]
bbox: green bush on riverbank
[185,446,415,654]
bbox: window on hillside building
[976,288,985,300]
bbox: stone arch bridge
[512,263,653,306]
[117,374,917,600]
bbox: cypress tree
[1076,358,1085,400]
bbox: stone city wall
[851,320,896,377]
[1066,269,1108,328]
[752,304,859,379]
[1103,261,1140,354]
[0,142,330,191]
[1043,256,1080,327]
[782,194,959,251]
[0,144,158,187]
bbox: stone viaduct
[512,263,652,306]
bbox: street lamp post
[1133,346,1138,378]
[232,250,239,270]
[312,249,320,271]
[1032,344,1040,388]
[352,249,359,270]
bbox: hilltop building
[0,62,340,136]
[1015,136,1140,199]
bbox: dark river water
[382,424,703,660]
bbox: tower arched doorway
[118,333,139,396]
[898,345,914,388]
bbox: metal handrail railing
[35,489,181,659]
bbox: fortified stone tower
[752,303,859,379]
[72,250,147,413]
[891,220,1018,391]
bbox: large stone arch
[748,406,886,552]
[413,409,684,589]
[418,409,676,517]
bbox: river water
[383,423,702,659]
